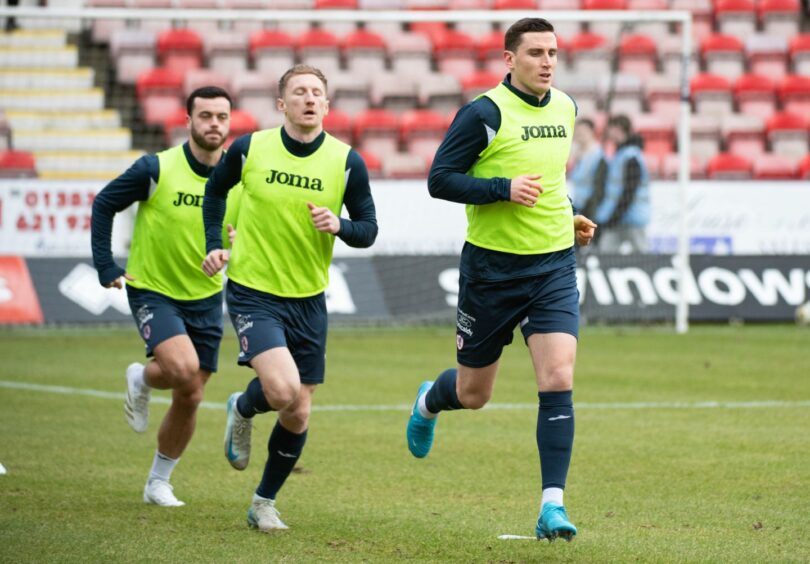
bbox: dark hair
[186,86,232,115]
[504,18,555,52]
[607,114,633,135]
[278,64,328,97]
[577,117,596,131]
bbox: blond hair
[278,64,328,96]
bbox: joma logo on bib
[266,169,324,191]
[520,125,567,141]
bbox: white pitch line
[1,380,810,412]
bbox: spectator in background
[569,117,607,230]
[596,114,650,254]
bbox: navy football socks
[537,390,575,490]
[256,421,307,500]
[425,368,464,413]
[236,377,273,418]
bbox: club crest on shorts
[142,324,151,340]
[241,336,249,352]
[457,334,464,350]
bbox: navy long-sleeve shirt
[91,143,218,286]
[428,75,578,281]
[203,127,377,253]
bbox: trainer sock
[542,487,564,508]
[148,451,179,483]
[236,377,273,419]
[423,368,463,416]
[255,421,307,500]
[537,390,575,490]
[132,363,150,390]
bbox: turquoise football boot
[406,381,436,458]
[535,503,577,542]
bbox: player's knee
[162,356,200,386]
[175,381,205,408]
[541,365,574,391]
[459,388,492,410]
[264,380,299,411]
[280,405,310,432]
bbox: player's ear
[503,49,515,70]
[276,98,285,112]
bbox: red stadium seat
[690,113,722,160]
[493,0,535,8]
[700,34,745,81]
[329,73,371,118]
[645,74,681,116]
[691,73,733,116]
[617,34,657,77]
[249,30,295,77]
[766,111,809,158]
[671,0,713,41]
[583,0,627,37]
[433,30,477,83]
[634,113,676,157]
[745,34,788,81]
[399,109,446,164]
[182,68,230,97]
[778,75,810,116]
[382,152,429,178]
[230,71,279,129]
[758,0,800,37]
[567,32,611,75]
[477,31,505,75]
[229,109,259,139]
[789,34,810,76]
[722,114,766,161]
[343,29,387,78]
[706,153,753,179]
[157,29,203,74]
[370,72,418,114]
[388,32,433,76]
[734,73,777,121]
[661,153,708,179]
[798,154,810,179]
[323,109,353,145]
[205,31,249,75]
[295,29,341,75]
[0,150,36,178]
[353,108,400,159]
[461,70,501,102]
[409,22,449,47]
[752,154,799,179]
[357,149,382,178]
[136,67,184,126]
[418,73,463,115]
[713,0,756,36]
[163,109,188,146]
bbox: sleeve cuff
[98,265,126,287]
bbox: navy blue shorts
[226,280,327,385]
[455,263,580,368]
[126,286,224,373]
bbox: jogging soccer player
[404,18,597,541]
[91,86,241,507]
[201,64,378,533]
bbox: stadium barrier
[2,254,810,325]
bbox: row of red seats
[5,150,810,180]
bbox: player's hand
[227,223,236,246]
[307,202,340,234]
[510,174,543,207]
[202,249,229,277]
[105,273,134,289]
[574,214,597,246]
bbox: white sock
[148,451,178,482]
[132,363,150,390]
[417,392,437,419]
[541,487,564,508]
[253,492,275,504]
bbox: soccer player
[91,86,240,507]
[404,18,597,541]
[201,64,378,533]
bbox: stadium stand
[0,1,807,180]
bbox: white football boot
[143,479,185,507]
[124,363,150,433]
[224,392,252,470]
[247,498,288,532]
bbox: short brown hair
[504,18,555,52]
[278,64,328,96]
[607,114,633,135]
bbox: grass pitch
[1,324,809,563]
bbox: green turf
[1,325,809,563]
